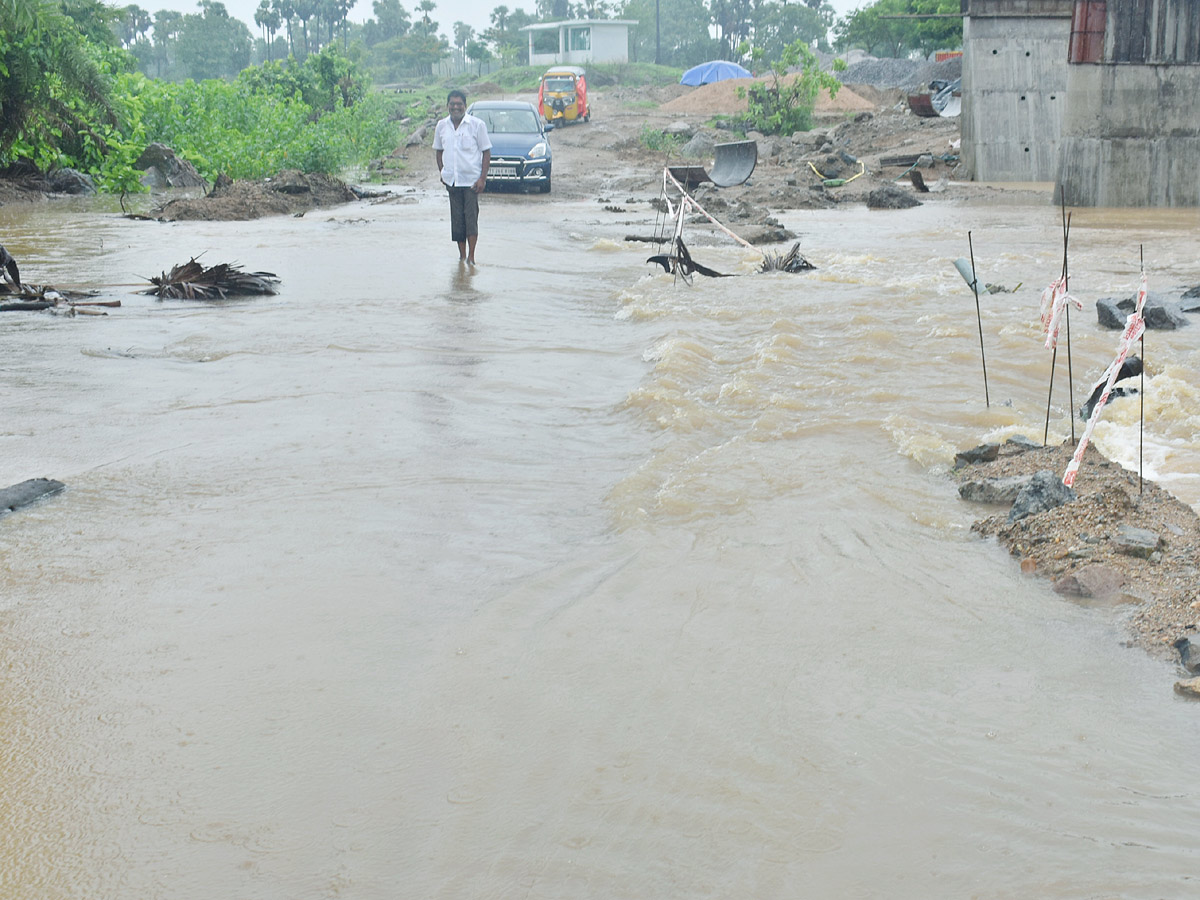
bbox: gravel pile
[836,56,962,91]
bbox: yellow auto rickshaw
[537,66,589,126]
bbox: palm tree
[335,0,356,48]
[273,0,296,56]
[255,0,272,56]
[0,0,115,163]
[453,20,472,50]
[417,0,436,36]
[293,0,318,56]
[152,9,182,76]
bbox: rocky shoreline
[954,437,1200,689]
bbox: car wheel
[539,174,551,194]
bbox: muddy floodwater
[3,190,1200,899]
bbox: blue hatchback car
[467,100,553,194]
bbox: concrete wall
[961,12,1073,181]
[590,24,630,63]
[1056,63,1200,206]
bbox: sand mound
[660,76,876,117]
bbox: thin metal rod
[1062,208,1075,443]
[1044,345,1057,446]
[967,231,989,407]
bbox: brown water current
[2,192,1200,898]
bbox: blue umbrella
[680,60,753,86]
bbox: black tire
[539,173,551,194]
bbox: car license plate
[491,165,516,176]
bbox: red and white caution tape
[1039,276,1081,350]
[1062,272,1148,487]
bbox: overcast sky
[145,0,864,42]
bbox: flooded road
[2,190,1200,898]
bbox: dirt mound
[837,56,962,91]
[155,170,358,222]
[660,77,876,117]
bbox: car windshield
[542,77,575,93]
[474,108,541,134]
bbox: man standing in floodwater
[433,89,491,265]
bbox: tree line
[100,0,963,83]
[0,0,960,192]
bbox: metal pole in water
[1062,206,1075,444]
[953,232,989,408]
[1140,244,1145,494]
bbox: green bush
[638,125,684,154]
[114,67,403,184]
[737,40,845,136]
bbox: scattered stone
[1052,564,1125,598]
[1113,524,1163,559]
[1,477,65,515]
[958,474,1033,503]
[1143,301,1189,330]
[1173,676,1200,698]
[1007,470,1076,523]
[681,133,716,159]
[134,143,207,189]
[1096,297,1126,329]
[954,442,999,468]
[1096,292,1190,330]
[1173,636,1200,673]
[404,124,429,147]
[45,168,96,194]
[664,120,695,137]
[732,224,797,245]
[866,183,921,209]
[1005,434,1041,451]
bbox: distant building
[520,19,637,67]
[1056,0,1200,206]
[960,0,1076,182]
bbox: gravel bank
[955,439,1200,661]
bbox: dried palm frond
[759,243,815,274]
[140,259,281,299]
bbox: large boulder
[866,184,921,209]
[1095,291,1190,330]
[45,168,96,194]
[134,143,208,189]
[1007,470,1075,523]
[680,132,716,159]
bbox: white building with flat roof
[520,19,637,66]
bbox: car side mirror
[544,122,554,132]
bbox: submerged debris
[140,259,280,299]
[759,243,815,273]
[647,238,732,279]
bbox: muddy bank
[954,438,1200,659]
[154,170,360,221]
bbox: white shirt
[432,114,492,187]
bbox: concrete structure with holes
[1056,0,1200,207]
[960,0,1076,182]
